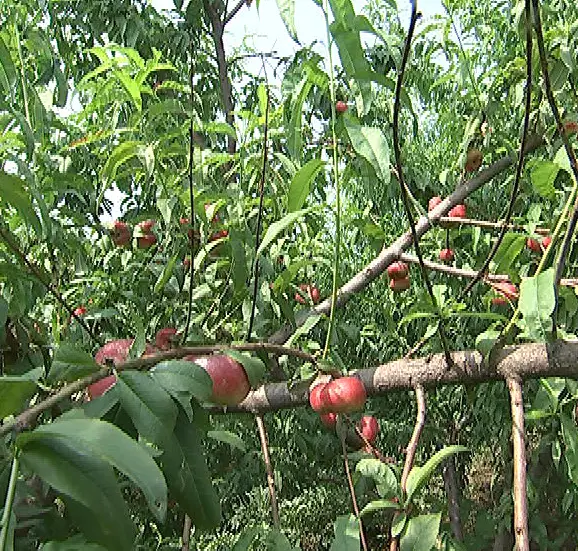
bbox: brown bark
[507,377,530,551]
[203,0,236,154]
[443,457,464,541]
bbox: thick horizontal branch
[268,135,544,345]
[220,340,578,414]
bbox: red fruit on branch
[110,221,131,247]
[387,261,409,280]
[448,204,466,218]
[336,101,348,113]
[491,296,508,306]
[390,277,410,292]
[88,339,156,399]
[295,284,321,305]
[310,286,321,304]
[73,306,87,317]
[465,148,483,172]
[209,229,229,242]
[563,121,578,135]
[185,354,250,406]
[323,376,367,414]
[155,327,178,350]
[309,383,329,413]
[137,233,157,249]
[358,415,379,443]
[526,238,541,253]
[137,219,156,233]
[542,236,552,249]
[439,248,454,263]
[490,281,519,301]
[87,375,118,400]
[428,196,442,211]
[179,217,190,226]
[320,412,337,429]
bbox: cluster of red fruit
[110,220,157,249]
[526,236,552,254]
[428,196,467,262]
[295,283,321,305]
[309,376,379,446]
[87,329,251,407]
[387,261,410,293]
[490,280,519,306]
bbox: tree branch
[267,134,544,345]
[507,377,530,551]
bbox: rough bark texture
[218,340,578,414]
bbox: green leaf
[330,514,359,551]
[287,78,313,162]
[17,416,167,523]
[275,0,299,43]
[492,233,525,276]
[530,161,559,199]
[405,445,468,504]
[114,70,142,111]
[257,208,312,256]
[286,313,323,347]
[287,159,325,212]
[391,511,407,537]
[207,430,246,452]
[40,534,107,550]
[356,458,399,498]
[224,350,266,388]
[100,141,142,185]
[47,344,99,384]
[400,513,441,551]
[0,172,42,234]
[117,370,178,446]
[19,438,136,551]
[154,254,177,294]
[518,268,556,341]
[0,370,40,418]
[151,360,213,420]
[344,120,390,184]
[0,36,18,97]
[360,499,400,516]
[159,409,221,530]
[561,413,578,485]
[265,528,296,550]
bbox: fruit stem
[0,453,20,550]
[322,0,342,360]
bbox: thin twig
[401,384,426,490]
[391,384,427,551]
[443,456,463,541]
[339,427,369,551]
[224,0,248,26]
[507,377,530,551]
[0,226,100,345]
[182,44,196,345]
[401,253,578,288]
[181,514,192,551]
[461,0,532,297]
[247,84,270,339]
[256,415,280,527]
[532,0,578,321]
[0,454,19,549]
[438,216,549,235]
[392,1,453,365]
